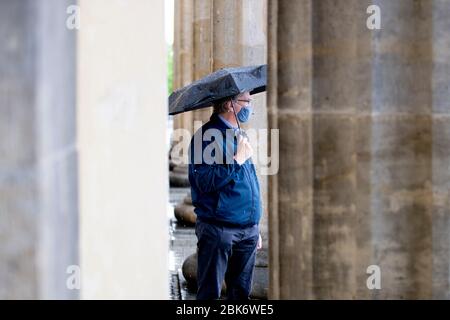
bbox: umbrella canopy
[168,64,267,116]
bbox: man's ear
[227,100,234,113]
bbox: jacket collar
[209,113,237,131]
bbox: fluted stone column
[173,0,214,226]
[193,0,214,125]
[371,0,434,299]
[173,0,195,134]
[269,0,450,300]
[172,0,204,225]
[0,0,78,299]
[431,0,450,299]
[268,0,314,300]
[172,0,182,131]
[311,0,374,300]
[170,0,195,188]
[268,0,372,300]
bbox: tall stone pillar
[173,0,214,227]
[431,0,450,299]
[311,0,374,300]
[269,0,375,300]
[170,0,195,188]
[193,0,213,125]
[172,0,182,131]
[78,0,168,299]
[371,0,433,299]
[0,0,78,299]
[267,0,314,300]
[269,0,450,299]
[173,0,195,134]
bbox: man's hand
[257,233,262,250]
[234,135,253,165]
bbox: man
[188,91,262,300]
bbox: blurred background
[1,0,450,300]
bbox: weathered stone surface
[431,0,450,299]
[174,203,197,226]
[182,253,198,289]
[269,0,447,300]
[251,266,269,299]
[172,0,194,134]
[369,0,433,299]
[0,0,78,299]
[432,117,450,299]
[174,190,196,226]
[192,0,214,124]
[256,248,268,267]
[313,115,359,299]
[268,0,314,300]
[371,116,432,299]
[184,195,193,206]
[354,115,374,299]
[181,252,226,294]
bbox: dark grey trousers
[195,219,259,300]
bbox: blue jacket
[188,113,262,227]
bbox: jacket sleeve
[191,161,242,194]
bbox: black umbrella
[168,64,267,116]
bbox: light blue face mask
[237,105,253,123]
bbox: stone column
[170,0,195,188]
[268,0,314,300]
[371,0,434,299]
[78,0,168,299]
[193,0,214,125]
[269,0,372,300]
[172,0,182,131]
[311,0,374,300]
[431,0,450,299]
[172,0,195,134]
[269,0,449,299]
[0,0,78,299]
[270,0,373,300]
[173,0,214,227]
